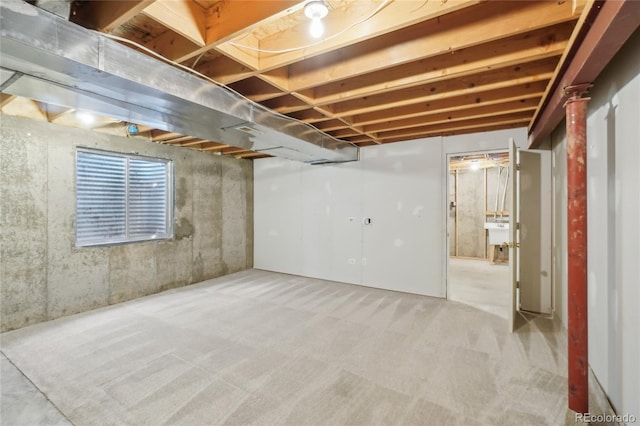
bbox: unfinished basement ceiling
[2,0,589,159]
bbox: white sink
[484,222,509,245]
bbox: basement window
[75,148,173,246]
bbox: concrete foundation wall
[551,28,640,419]
[456,170,485,258]
[1,115,253,332]
[449,166,510,260]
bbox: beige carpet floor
[2,269,581,425]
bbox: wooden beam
[528,0,598,146]
[142,0,207,46]
[144,35,201,64]
[222,148,253,155]
[314,119,352,132]
[529,0,640,147]
[228,77,284,103]
[376,111,532,141]
[0,93,16,108]
[70,1,156,32]
[331,57,557,117]
[215,41,261,71]
[328,127,366,139]
[310,22,574,105]
[206,1,302,46]
[256,0,482,72]
[161,135,197,144]
[287,108,331,124]
[382,122,528,144]
[260,94,310,114]
[147,1,302,64]
[200,143,231,151]
[0,98,48,121]
[195,55,256,85]
[343,135,374,144]
[151,131,182,142]
[178,139,209,147]
[363,98,539,134]
[258,68,290,93]
[235,151,264,158]
[352,81,548,127]
[45,105,74,122]
[286,1,581,91]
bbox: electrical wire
[190,52,206,70]
[228,0,392,54]
[97,32,356,147]
[100,33,225,87]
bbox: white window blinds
[76,149,173,246]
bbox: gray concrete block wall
[448,166,510,260]
[0,119,49,328]
[0,115,253,332]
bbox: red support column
[564,83,591,414]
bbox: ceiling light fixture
[305,1,328,39]
[76,111,95,125]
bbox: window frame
[75,147,174,247]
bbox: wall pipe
[564,83,591,414]
[494,167,502,219]
[500,166,509,217]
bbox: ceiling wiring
[100,33,225,86]
[228,0,392,54]
[190,52,207,70]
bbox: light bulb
[305,1,328,20]
[470,160,480,171]
[309,18,324,38]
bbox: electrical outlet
[347,258,356,264]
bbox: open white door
[508,141,553,331]
[508,139,518,332]
[519,150,552,315]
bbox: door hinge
[516,281,520,289]
[516,163,520,171]
[517,222,520,230]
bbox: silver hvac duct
[0,1,359,164]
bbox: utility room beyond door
[447,151,511,319]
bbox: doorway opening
[447,150,511,319]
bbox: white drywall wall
[253,159,304,276]
[254,127,527,298]
[359,140,443,295]
[551,29,640,419]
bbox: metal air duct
[0,1,359,163]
